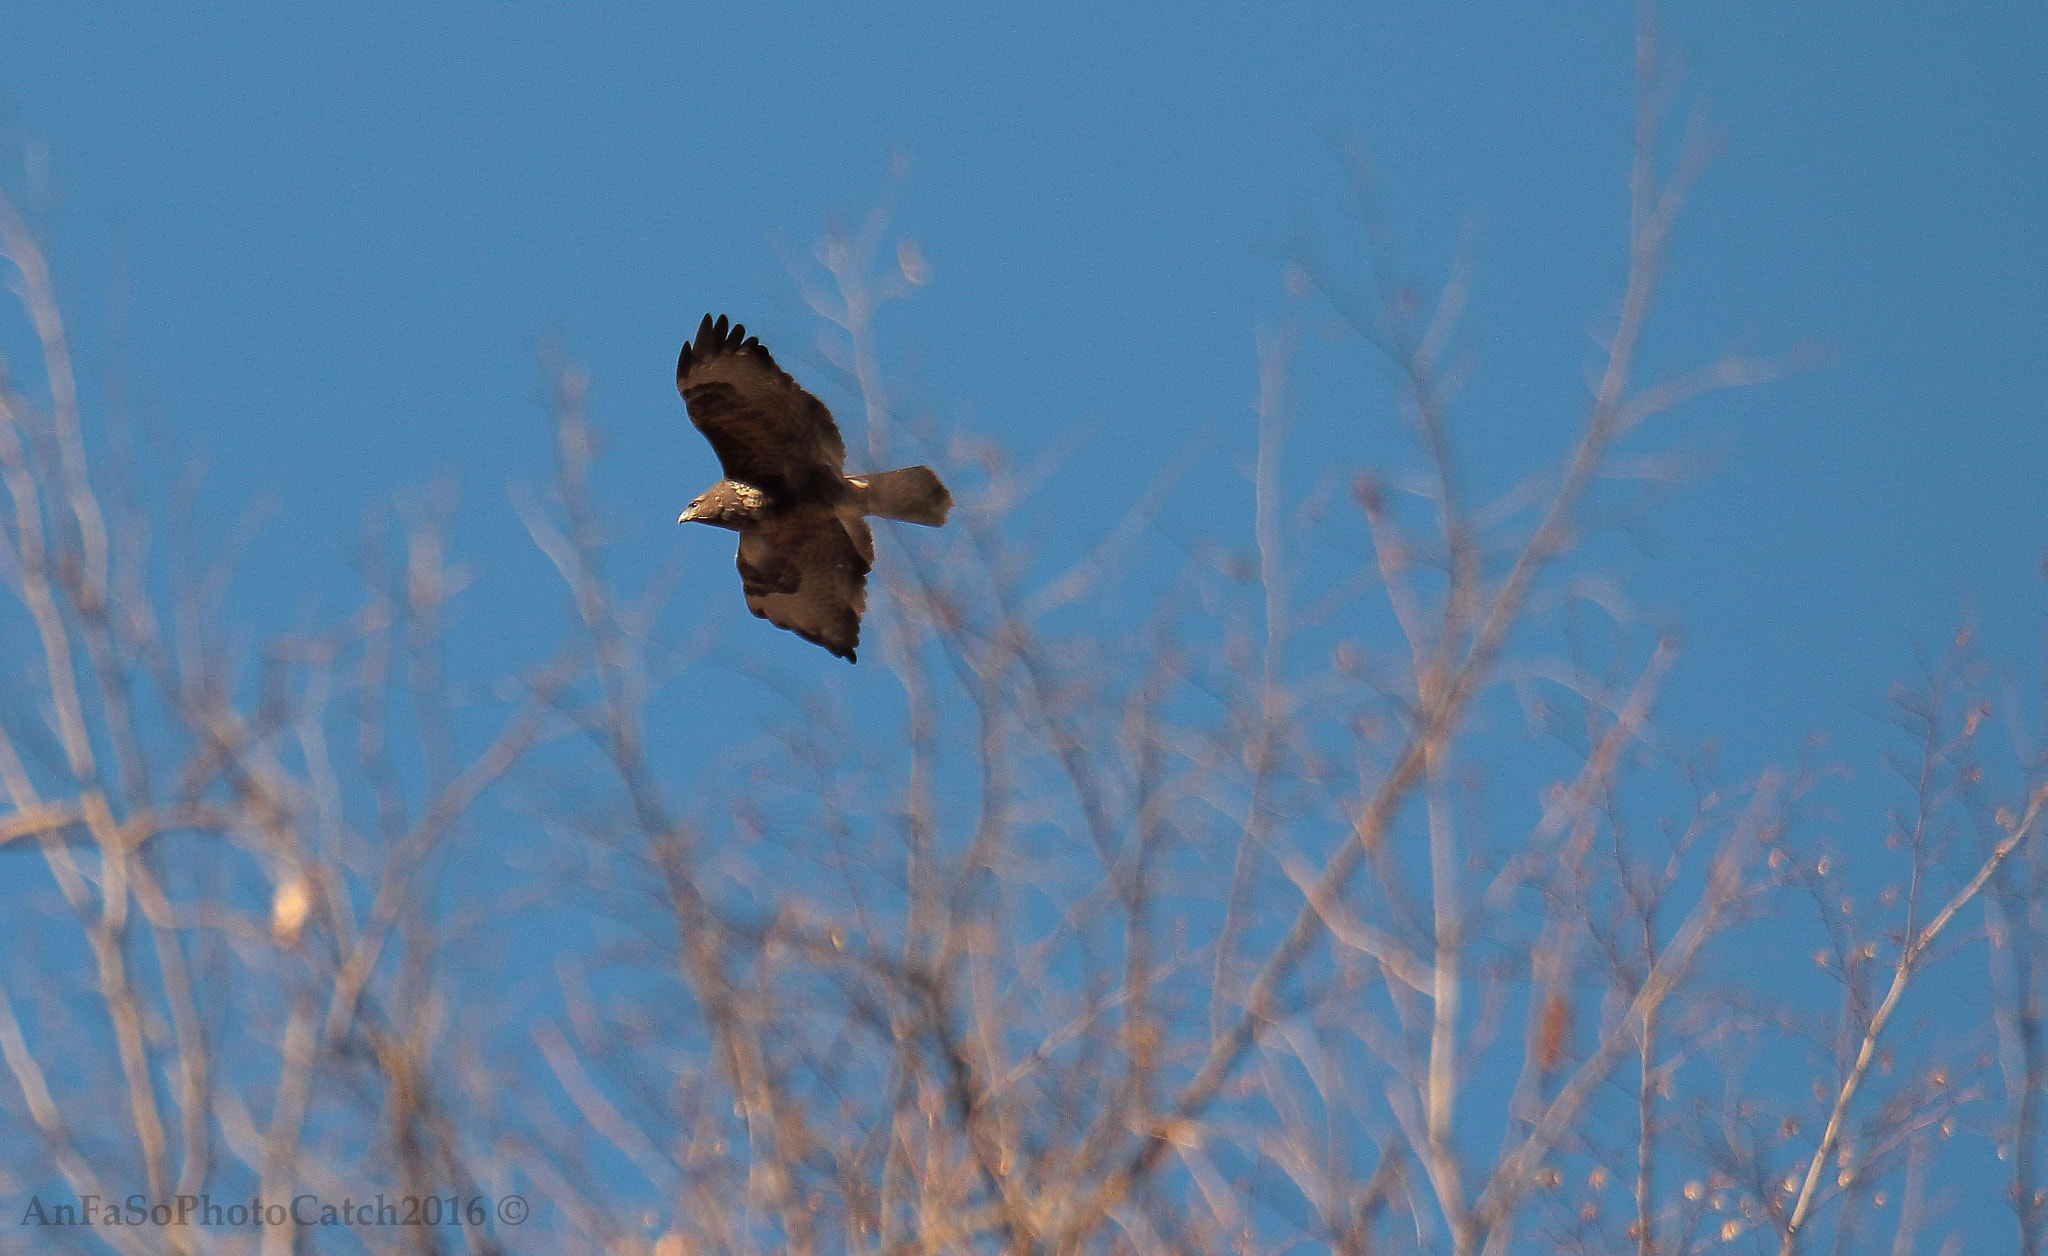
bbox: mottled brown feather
[676,313,846,497]
[735,508,873,662]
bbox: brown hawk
[676,313,952,662]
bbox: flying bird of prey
[676,314,952,662]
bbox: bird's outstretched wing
[735,509,875,662]
[677,314,846,495]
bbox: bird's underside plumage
[676,313,951,662]
[737,506,874,661]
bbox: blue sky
[8,4,2042,753]
[6,2,2046,1247]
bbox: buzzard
[676,313,952,662]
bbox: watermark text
[19,1192,528,1229]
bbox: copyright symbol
[497,1195,528,1226]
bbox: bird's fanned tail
[855,465,952,527]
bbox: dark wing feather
[677,314,846,496]
[735,508,873,662]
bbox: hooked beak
[678,500,705,524]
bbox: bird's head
[678,480,768,529]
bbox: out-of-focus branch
[1061,30,1727,1248]
[1781,780,2048,1254]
